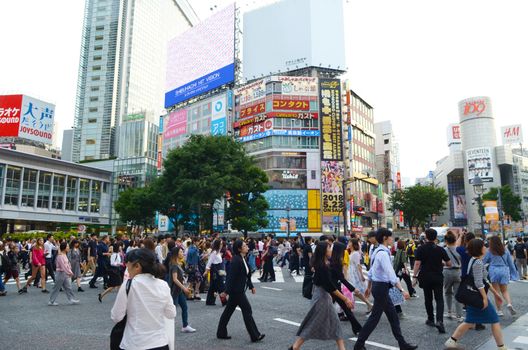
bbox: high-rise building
[72,0,198,163]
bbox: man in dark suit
[217,239,265,343]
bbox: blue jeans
[172,292,188,327]
[0,272,5,292]
[248,254,256,272]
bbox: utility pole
[498,187,505,237]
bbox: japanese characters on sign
[268,112,318,119]
[272,98,310,111]
[0,95,23,138]
[239,119,273,137]
[211,95,227,136]
[236,79,266,106]
[321,161,344,215]
[163,109,187,140]
[275,76,318,96]
[239,102,266,119]
[447,124,461,145]
[319,79,343,161]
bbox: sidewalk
[477,312,528,350]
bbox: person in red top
[21,238,48,293]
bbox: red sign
[396,172,401,189]
[0,95,23,137]
[463,99,486,116]
[239,102,265,119]
[234,114,268,128]
[267,111,318,119]
[377,200,383,213]
[399,210,404,223]
[272,98,310,111]
[157,151,163,170]
[452,125,460,139]
[239,119,273,137]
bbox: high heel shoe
[98,293,102,303]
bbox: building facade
[73,0,198,162]
[0,148,112,235]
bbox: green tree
[389,185,448,232]
[482,185,522,222]
[114,186,157,228]
[157,135,269,235]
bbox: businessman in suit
[217,239,265,343]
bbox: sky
[0,0,527,182]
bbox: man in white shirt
[43,234,57,282]
[155,236,166,263]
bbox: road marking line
[513,336,528,344]
[355,301,366,305]
[350,338,399,350]
[292,275,304,283]
[261,286,283,291]
[274,318,301,327]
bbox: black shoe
[252,334,265,342]
[78,287,84,292]
[217,335,232,340]
[436,322,446,334]
[353,327,362,335]
[475,324,486,331]
[425,319,435,327]
[89,284,98,289]
[60,288,63,292]
[354,345,366,350]
[206,302,216,306]
[269,279,275,282]
[41,289,50,293]
[400,344,418,350]
[98,294,102,303]
[0,291,6,296]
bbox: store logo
[282,170,299,180]
[463,100,486,116]
[214,101,223,112]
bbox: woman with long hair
[445,239,506,350]
[170,246,196,333]
[290,241,353,350]
[393,240,416,298]
[330,241,363,334]
[111,248,176,350]
[99,244,123,302]
[347,238,373,312]
[205,239,226,305]
[483,236,518,316]
[20,238,48,293]
[68,239,84,292]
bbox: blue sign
[227,90,233,110]
[159,116,164,133]
[164,63,235,108]
[211,118,227,136]
[238,129,321,143]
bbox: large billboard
[453,194,467,220]
[165,3,235,108]
[319,79,343,161]
[458,96,492,121]
[0,94,54,144]
[501,124,523,145]
[466,147,494,183]
[243,0,346,80]
[163,109,187,140]
[321,161,344,216]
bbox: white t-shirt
[258,241,264,252]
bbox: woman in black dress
[290,241,353,350]
[330,241,363,334]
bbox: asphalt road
[1,267,527,350]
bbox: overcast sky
[0,0,526,182]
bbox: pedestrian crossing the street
[249,265,369,284]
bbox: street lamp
[286,205,291,238]
[472,176,486,235]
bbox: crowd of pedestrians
[0,228,526,350]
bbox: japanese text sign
[319,79,343,161]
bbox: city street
[1,266,527,350]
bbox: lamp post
[472,176,486,235]
[286,205,291,238]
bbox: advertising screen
[165,3,235,108]
[466,147,494,183]
[0,94,54,144]
[163,109,188,140]
[321,160,344,215]
[453,195,467,220]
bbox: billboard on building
[163,109,188,140]
[484,200,499,222]
[321,161,344,215]
[459,96,492,121]
[453,194,467,220]
[319,79,343,161]
[0,94,54,144]
[447,124,461,145]
[501,124,523,145]
[211,94,227,136]
[261,190,309,233]
[165,3,235,108]
[466,147,494,183]
[243,0,345,80]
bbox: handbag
[110,279,132,350]
[455,258,487,309]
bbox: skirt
[107,267,123,287]
[488,266,510,285]
[297,286,343,340]
[465,299,499,324]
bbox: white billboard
[165,3,235,108]
[19,95,55,144]
[466,147,494,184]
[446,123,461,145]
[243,0,346,80]
[501,124,523,145]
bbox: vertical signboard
[319,78,343,161]
[453,195,467,219]
[321,161,344,215]
[211,94,227,136]
[447,124,461,145]
[484,200,499,222]
[466,147,494,184]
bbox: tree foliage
[389,185,448,230]
[482,185,522,222]
[114,186,157,227]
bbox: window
[90,96,99,102]
[90,86,100,91]
[21,168,38,207]
[91,76,100,81]
[384,139,389,144]
[78,179,90,212]
[4,166,21,205]
[95,25,104,31]
[311,170,316,180]
[91,180,101,213]
[92,65,101,71]
[89,107,98,112]
[88,118,97,123]
[93,56,102,61]
[95,35,104,41]
[52,175,65,209]
[94,45,103,51]
[65,177,78,211]
[37,172,52,208]
[86,139,96,145]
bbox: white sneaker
[456,316,464,323]
[48,301,59,306]
[497,310,504,316]
[182,326,196,333]
[447,311,454,320]
[444,338,463,349]
[507,304,517,316]
[68,299,80,305]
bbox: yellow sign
[484,200,499,222]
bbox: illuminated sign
[319,79,343,161]
[272,98,310,111]
[240,102,265,119]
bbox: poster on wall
[466,147,494,183]
[453,194,467,220]
[319,79,343,161]
[321,161,344,215]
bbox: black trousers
[261,259,275,281]
[421,276,444,323]
[400,273,416,295]
[217,292,260,341]
[333,294,362,334]
[89,264,109,287]
[206,275,225,305]
[45,257,56,282]
[355,282,407,348]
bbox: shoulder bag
[455,259,488,309]
[110,279,132,350]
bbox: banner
[319,79,343,161]
[272,98,310,111]
[239,102,266,119]
[163,109,187,140]
[321,161,344,215]
[239,119,273,137]
[484,200,499,222]
[466,147,494,183]
[211,95,227,136]
[453,194,467,220]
